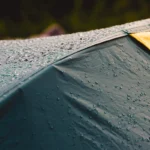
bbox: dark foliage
[0,0,149,38]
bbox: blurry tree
[0,0,149,39]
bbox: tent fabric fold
[0,19,150,150]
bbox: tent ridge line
[0,23,150,98]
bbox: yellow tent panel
[130,32,150,50]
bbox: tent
[0,19,150,150]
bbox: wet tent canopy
[0,19,150,150]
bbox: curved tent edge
[0,23,150,104]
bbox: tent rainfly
[0,19,150,150]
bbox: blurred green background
[0,0,149,39]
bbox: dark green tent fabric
[1,20,150,150]
[1,36,150,150]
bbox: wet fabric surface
[0,19,150,94]
[0,36,150,149]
